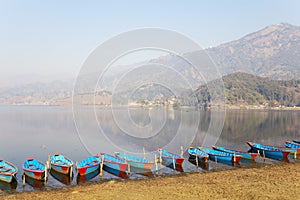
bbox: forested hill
[196,72,300,108]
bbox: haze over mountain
[207,23,300,80]
[1,23,299,105]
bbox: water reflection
[77,169,100,184]
[50,170,73,186]
[0,106,299,192]
[0,180,17,192]
[23,174,46,189]
[188,158,209,170]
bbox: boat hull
[188,147,209,163]
[158,148,185,166]
[212,146,259,160]
[247,142,290,159]
[0,174,15,183]
[77,164,99,176]
[115,153,154,170]
[285,141,300,154]
[23,169,45,180]
[50,154,74,175]
[0,160,18,183]
[200,147,242,164]
[76,156,101,176]
[51,164,72,175]
[103,161,127,172]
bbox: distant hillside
[196,72,300,108]
[0,80,72,105]
[207,23,300,80]
[0,23,299,106]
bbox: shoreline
[1,162,300,199]
[0,104,300,111]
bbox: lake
[0,106,299,192]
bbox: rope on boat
[143,147,146,159]
[195,155,199,168]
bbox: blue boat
[100,153,128,173]
[188,147,209,163]
[293,140,300,144]
[50,153,73,176]
[115,152,154,170]
[200,147,242,164]
[0,159,18,183]
[247,142,296,159]
[76,155,101,176]
[212,146,259,160]
[157,148,184,165]
[285,141,300,154]
[23,158,47,181]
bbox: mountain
[0,23,299,106]
[0,80,72,105]
[196,72,300,108]
[207,23,300,80]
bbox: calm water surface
[0,106,299,193]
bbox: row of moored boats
[1,140,300,185]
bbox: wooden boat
[115,152,154,170]
[212,146,259,160]
[0,159,18,183]
[157,148,184,165]
[293,140,300,144]
[100,152,128,172]
[200,147,242,164]
[247,142,297,159]
[188,147,209,163]
[23,158,47,181]
[50,153,73,176]
[76,155,101,176]
[285,141,300,153]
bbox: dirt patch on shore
[2,163,300,200]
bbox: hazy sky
[0,0,299,86]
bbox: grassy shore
[1,162,300,200]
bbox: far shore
[1,103,300,111]
[1,162,300,200]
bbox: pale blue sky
[0,0,299,86]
